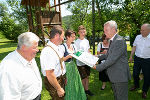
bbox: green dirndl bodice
[65,60,87,100]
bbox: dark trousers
[33,94,41,100]
[133,55,150,92]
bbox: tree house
[21,0,75,45]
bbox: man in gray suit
[93,20,131,100]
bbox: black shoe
[85,90,94,96]
[142,92,147,99]
[129,86,139,91]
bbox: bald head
[140,23,150,37]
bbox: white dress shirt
[0,50,42,100]
[40,41,66,77]
[110,33,117,41]
[133,34,150,58]
[74,38,90,66]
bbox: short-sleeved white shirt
[133,34,150,58]
[40,41,66,77]
[0,50,42,100]
[74,38,90,66]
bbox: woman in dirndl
[59,29,86,100]
[97,34,110,90]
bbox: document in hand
[70,51,99,67]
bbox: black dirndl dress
[98,43,109,82]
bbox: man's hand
[129,56,133,63]
[57,88,65,97]
[92,65,96,69]
[46,70,65,98]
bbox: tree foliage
[0,0,149,45]
[119,0,150,46]
[0,0,27,42]
[0,17,25,42]
[6,0,27,26]
[64,0,150,46]
[0,3,8,18]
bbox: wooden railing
[41,11,61,25]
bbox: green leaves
[0,1,27,42]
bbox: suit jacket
[96,34,131,83]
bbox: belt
[135,55,150,59]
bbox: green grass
[0,36,149,100]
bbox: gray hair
[17,32,39,49]
[104,20,117,31]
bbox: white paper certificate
[70,51,99,67]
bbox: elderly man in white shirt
[40,25,66,100]
[129,23,150,99]
[0,32,42,100]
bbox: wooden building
[21,0,75,45]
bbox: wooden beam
[54,0,56,11]
[38,0,45,46]
[58,0,62,25]
[29,0,34,31]
[50,0,75,8]
[49,0,51,11]
[25,0,31,31]
[21,0,49,7]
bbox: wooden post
[37,0,45,46]
[25,1,31,31]
[58,0,62,25]
[35,0,40,33]
[54,0,56,11]
[25,0,33,32]
[49,0,51,11]
[28,0,34,32]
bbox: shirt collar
[140,33,150,39]
[15,50,32,67]
[79,38,85,41]
[110,33,117,41]
[147,33,150,38]
[47,41,59,51]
